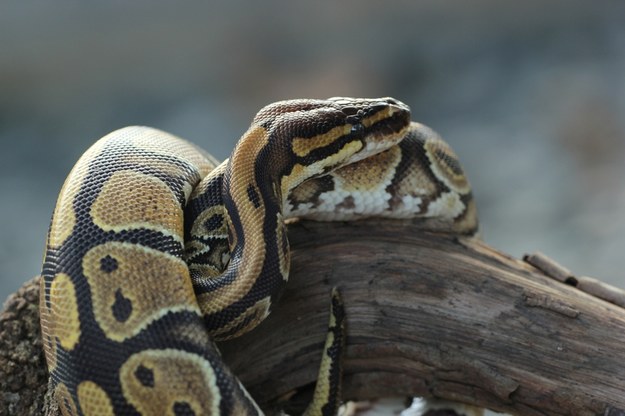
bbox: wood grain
[218,219,625,416]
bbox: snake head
[251,97,411,179]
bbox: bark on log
[218,220,625,416]
[0,277,49,416]
[1,219,624,415]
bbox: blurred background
[2,0,624,343]
[2,2,624,414]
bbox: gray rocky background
[1,3,624,322]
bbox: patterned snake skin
[40,97,479,415]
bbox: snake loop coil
[40,97,477,415]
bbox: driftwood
[1,219,625,415]
[219,220,625,416]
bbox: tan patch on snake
[91,170,184,240]
[119,349,220,416]
[119,126,217,177]
[332,145,401,192]
[281,140,364,198]
[48,142,100,248]
[55,382,78,416]
[77,381,114,416]
[425,138,470,194]
[48,182,78,249]
[119,153,202,202]
[452,197,479,233]
[48,273,81,351]
[292,124,352,157]
[83,242,199,342]
[49,136,114,248]
[281,163,311,199]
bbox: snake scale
[39,97,478,416]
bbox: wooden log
[218,219,625,416]
[1,218,624,415]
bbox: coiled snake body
[40,98,477,415]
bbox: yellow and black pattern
[40,127,262,415]
[302,288,346,416]
[41,98,424,415]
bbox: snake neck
[190,126,291,340]
[190,98,412,339]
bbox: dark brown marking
[246,184,261,209]
[112,288,132,323]
[173,401,196,416]
[434,148,464,175]
[134,364,155,388]
[203,214,223,232]
[100,255,118,273]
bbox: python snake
[39,97,477,416]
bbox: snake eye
[346,114,361,125]
[350,123,364,135]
